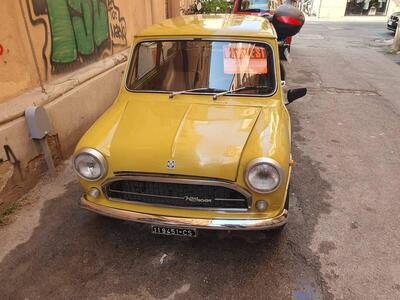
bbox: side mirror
[287,88,307,104]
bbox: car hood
[108,100,261,181]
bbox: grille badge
[167,160,175,169]
[184,196,212,203]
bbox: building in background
[345,0,391,16]
[298,0,400,18]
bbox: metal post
[38,137,56,177]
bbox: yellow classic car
[73,11,307,237]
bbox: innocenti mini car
[73,7,306,237]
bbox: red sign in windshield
[223,46,268,74]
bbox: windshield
[238,0,281,12]
[126,40,276,96]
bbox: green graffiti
[92,0,109,47]
[43,0,109,64]
[69,0,95,56]
[47,0,77,63]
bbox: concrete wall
[0,0,168,103]
[0,52,128,209]
[388,0,400,15]
[0,1,41,103]
[318,0,347,18]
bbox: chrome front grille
[102,176,251,211]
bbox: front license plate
[151,225,197,237]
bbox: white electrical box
[25,106,51,140]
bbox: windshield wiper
[169,87,225,99]
[212,86,271,100]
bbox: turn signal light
[256,200,269,212]
[88,187,100,199]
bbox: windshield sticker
[223,45,268,74]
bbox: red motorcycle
[231,0,303,59]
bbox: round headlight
[245,158,283,193]
[73,148,107,181]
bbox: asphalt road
[1,21,399,300]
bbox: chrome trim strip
[108,188,183,200]
[214,198,246,202]
[244,157,284,194]
[80,195,287,231]
[102,175,252,210]
[109,189,247,203]
[72,148,108,182]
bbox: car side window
[134,42,176,81]
[136,42,157,80]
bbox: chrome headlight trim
[73,148,107,182]
[245,157,284,194]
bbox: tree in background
[182,0,233,14]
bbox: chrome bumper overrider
[80,195,288,230]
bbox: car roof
[136,14,277,40]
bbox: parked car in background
[387,12,399,32]
[73,11,307,237]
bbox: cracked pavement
[0,21,400,299]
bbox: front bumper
[80,195,288,231]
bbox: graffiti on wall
[108,0,127,46]
[26,0,127,78]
